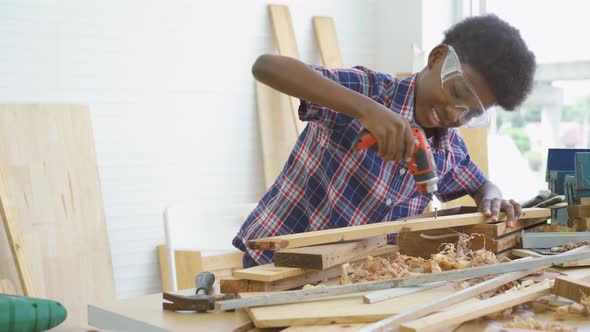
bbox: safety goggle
[440,45,491,128]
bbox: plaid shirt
[233,65,487,266]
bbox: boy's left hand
[478,198,522,227]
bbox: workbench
[87,266,590,332]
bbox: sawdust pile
[502,316,575,332]
[341,233,509,284]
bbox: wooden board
[157,245,243,291]
[275,236,386,269]
[244,284,480,328]
[0,104,115,326]
[255,81,299,189]
[247,208,551,250]
[444,127,489,208]
[512,248,590,267]
[268,4,305,135]
[398,219,548,257]
[313,16,343,68]
[568,205,590,218]
[552,276,590,303]
[234,245,398,282]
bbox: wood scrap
[359,266,540,332]
[215,248,590,311]
[522,232,590,248]
[552,276,590,303]
[363,282,445,304]
[247,208,550,250]
[275,236,386,269]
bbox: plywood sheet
[0,104,115,326]
[244,285,480,328]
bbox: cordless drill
[351,123,439,200]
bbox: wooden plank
[268,4,305,135]
[313,16,343,68]
[568,205,590,218]
[398,220,547,257]
[283,324,366,332]
[522,232,590,248]
[581,197,590,205]
[216,248,590,311]
[552,276,590,303]
[363,267,539,332]
[0,105,115,326]
[234,245,398,282]
[399,283,552,332]
[275,236,386,269]
[0,162,35,296]
[247,208,550,250]
[512,248,590,267]
[255,81,299,189]
[444,127,489,209]
[245,284,472,328]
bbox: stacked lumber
[568,197,590,231]
[220,207,550,294]
[397,206,550,258]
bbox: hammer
[162,271,235,312]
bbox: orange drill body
[351,123,439,197]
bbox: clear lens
[440,46,489,128]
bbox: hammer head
[162,292,235,312]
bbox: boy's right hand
[358,103,415,162]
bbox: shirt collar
[395,74,452,152]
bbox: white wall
[0,0,425,298]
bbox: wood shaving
[342,233,507,284]
[550,241,590,252]
[302,283,326,290]
[502,316,575,332]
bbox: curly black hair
[443,14,536,111]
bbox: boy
[233,14,536,267]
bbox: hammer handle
[196,271,215,295]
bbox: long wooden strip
[234,245,398,282]
[512,248,590,267]
[313,16,343,68]
[275,236,386,269]
[215,247,590,311]
[552,276,590,303]
[399,283,552,332]
[268,4,305,135]
[360,265,539,332]
[363,282,446,304]
[247,208,550,250]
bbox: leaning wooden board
[0,105,115,326]
[244,284,480,328]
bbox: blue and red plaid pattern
[233,65,487,267]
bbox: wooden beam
[313,16,343,68]
[399,283,552,332]
[247,208,550,251]
[234,245,398,282]
[215,248,590,311]
[275,236,386,269]
[361,266,539,332]
[552,276,590,303]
